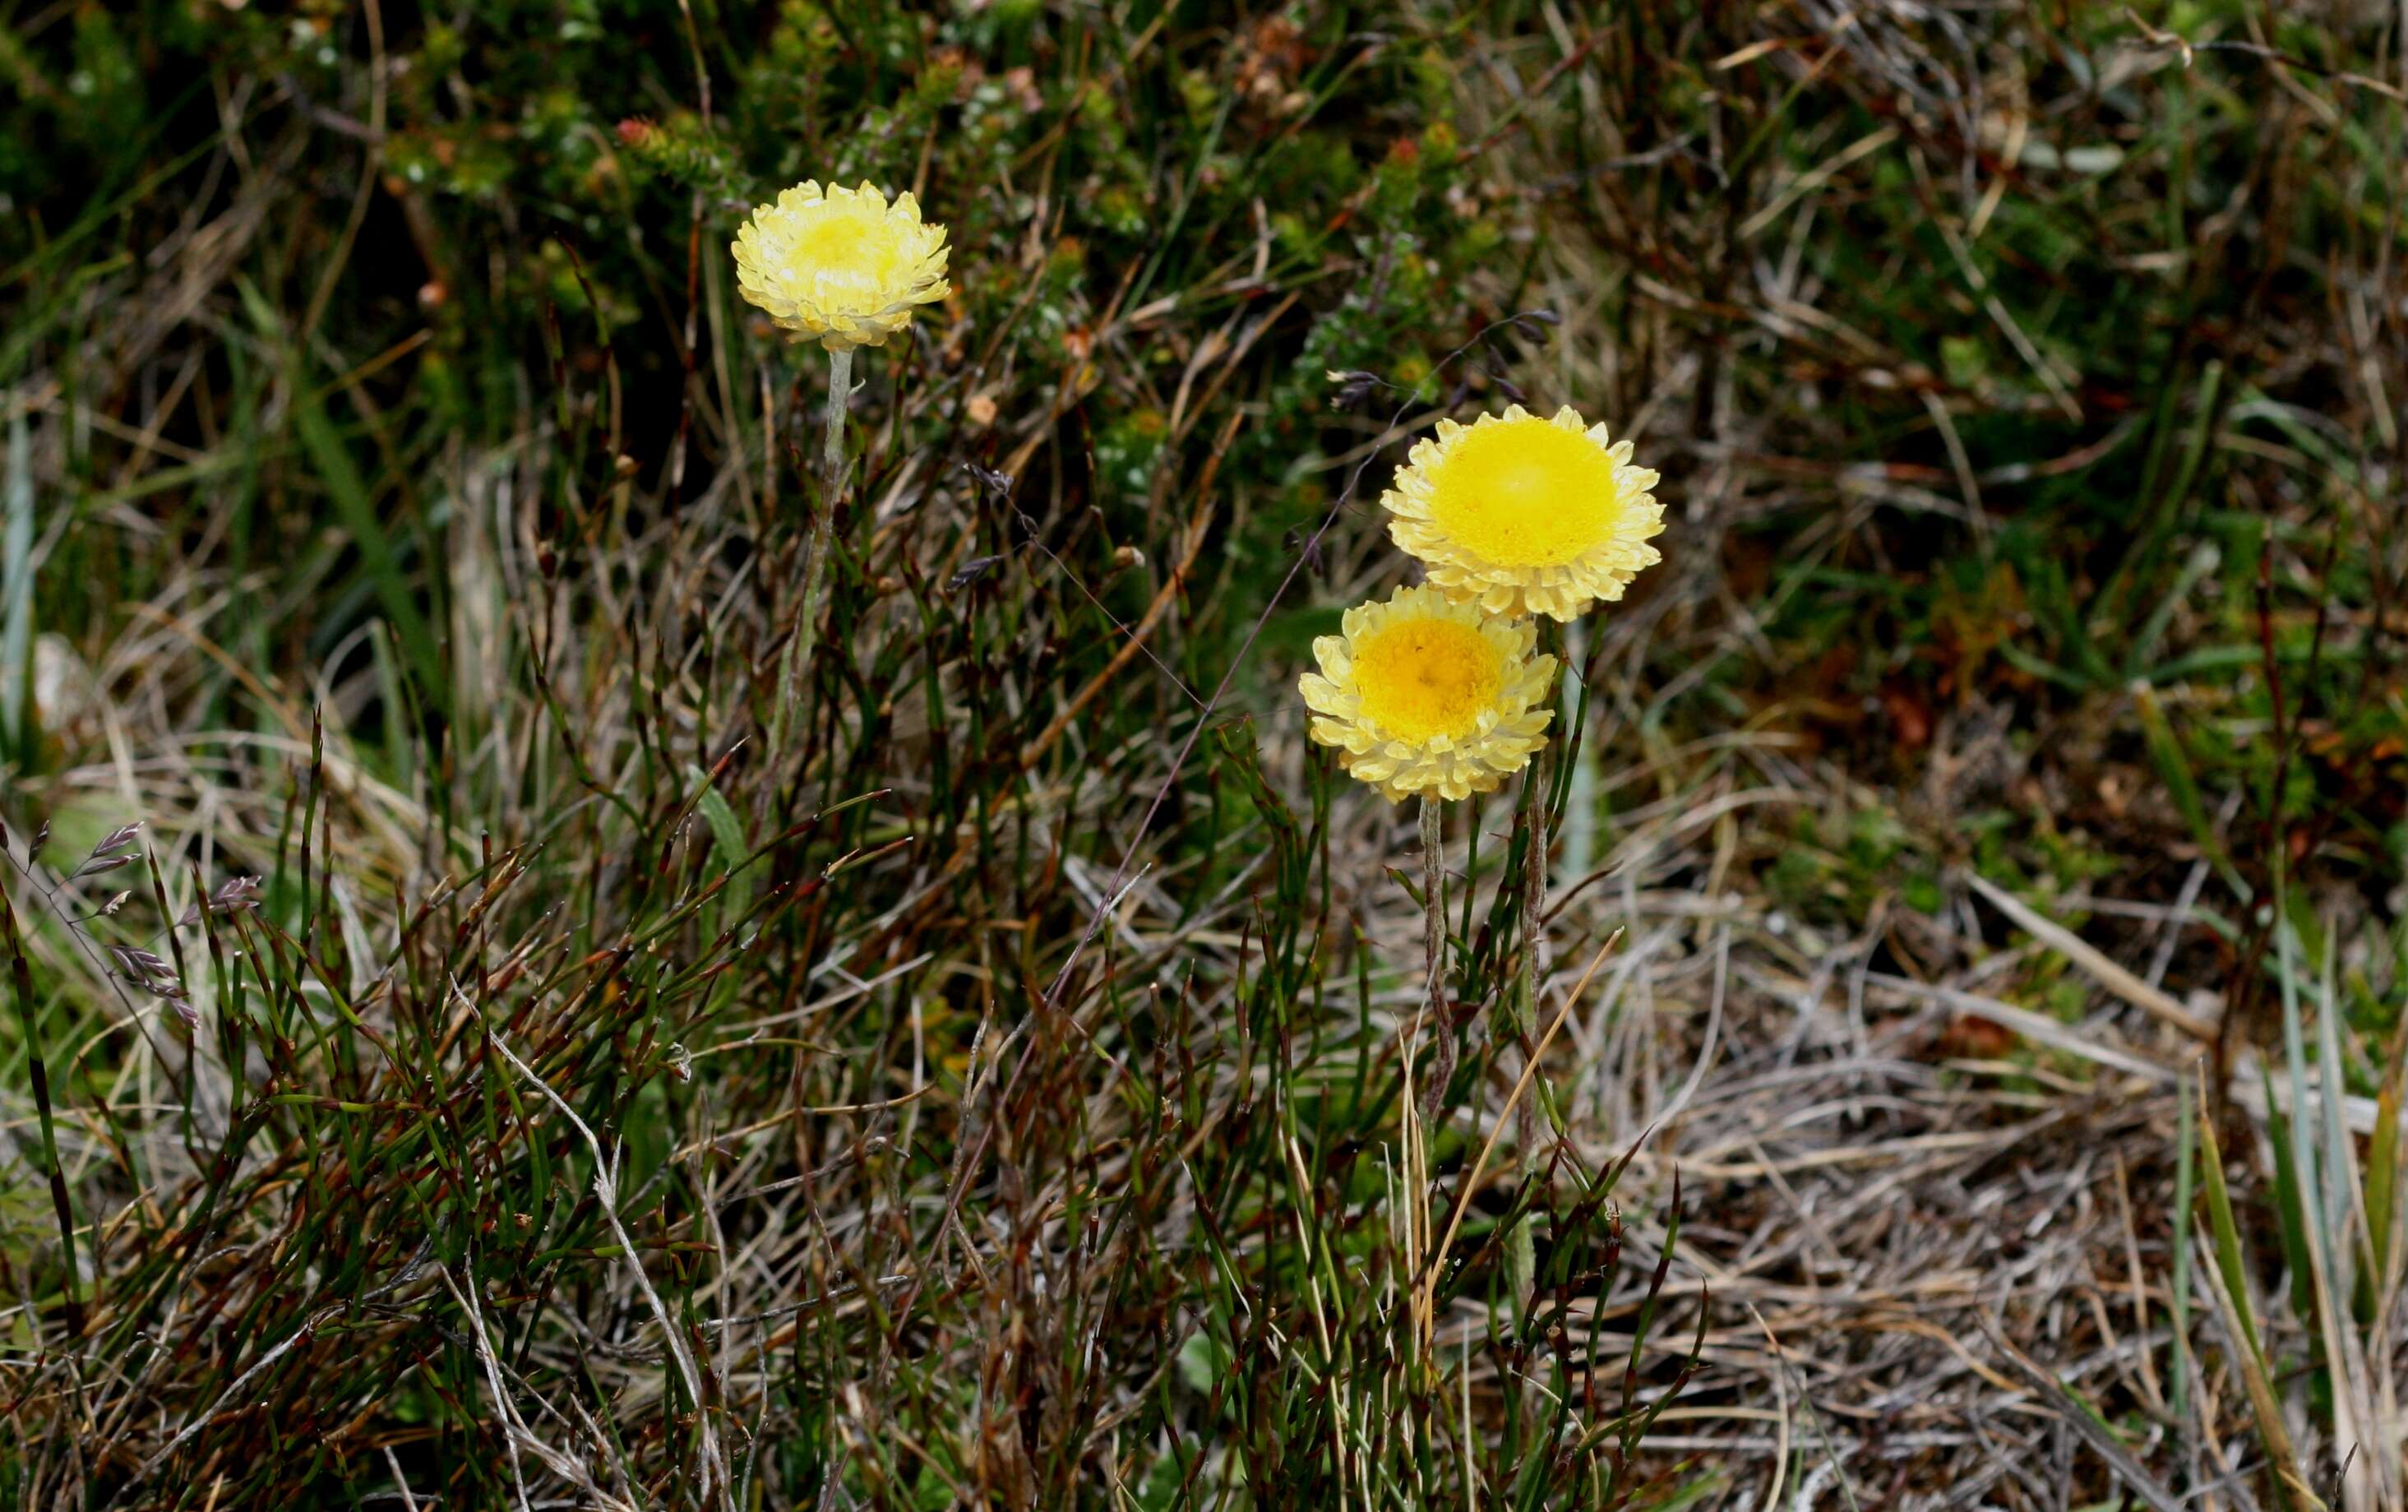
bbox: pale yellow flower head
[732,180,951,352]
[1382,404,1663,621]
[1298,584,1556,803]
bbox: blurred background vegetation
[2,0,2405,1507]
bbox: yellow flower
[1298,585,1556,802]
[732,180,951,352]
[1381,404,1662,621]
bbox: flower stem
[1421,795,1445,1038]
[1516,622,1562,1163]
[773,344,853,765]
[1518,729,1549,1032]
[1406,793,1445,1366]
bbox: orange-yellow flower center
[1426,416,1625,568]
[1352,616,1502,742]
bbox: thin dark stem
[1,882,84,1337]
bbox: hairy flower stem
[1418,800,1459,1124]
[1519,761,1547,1030]
[1421,794,1445,1050]
[1405,793,1445,1366]
[1515,622,1563,1166]
[772,344,853,767]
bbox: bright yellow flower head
[1297,585,1556,803]
[732,180,951,352]
[1381,404,1663,621]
